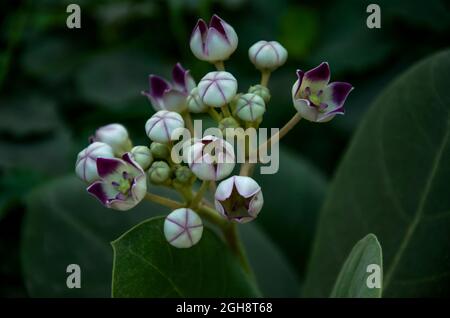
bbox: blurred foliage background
[0,0,449,297]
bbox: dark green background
[0,0,449,297]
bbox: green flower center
[309,94,321,106]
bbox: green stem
[260,70,271,87]
[223,223,252,275]
[221,105,231,117]
[208,108,222,122]
[144,192,183,209]
[190,180,210,208]
[214,61,225,71]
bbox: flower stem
[260,70,271,87]
[197,205,252,274]
[221,105,231,117]
[239,112,302,176]
[214,61,225,71]
[208,108,222,122]
[190,180,210,208]
[182,111,194,136]
[144,192,183,209]
[223,223,252,275]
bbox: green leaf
[330,234,382,298]
[111,217,260,298]
[254,147,327,278]
[0,95,72,175]
[303,49,450,297]
[22,176,172,297]
[239,223,300,297]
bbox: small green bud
[175,165,194,184]
[248,84,271,103]
[130,146,153,170]
[219,117,240,131]
[148,161,171,184]
[150,142,170,159]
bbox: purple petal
[294,69,304,97]
[172,63,187,88]
[304,62,330,84]
[122,153,144,174]
[148,75,171,99]
[209,14,227,38]
[87,181,108,205]
[325,82,354,108]
[96,157,122,178]
[192,19,208,42]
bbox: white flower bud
[248,41,288,71]
[130,146,153,170]
[198,71,237,108]
[215,176,264,223]
[75,142,115,183]
[248,84,271,103]
[91,123,132,156]
[148,161,171,184]
[145,110,184,143]
[186,87,208,113]
[164,208,203,248]
[183,135,235,181]
[235,93,266,122]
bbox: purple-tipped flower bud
[248,41,288,71]
[198,71,237,107]
[183,135,235,181]
[90,123,132,156]
[145,110,184,143]
[164,208,203,248]
[215,176,263,223]
[190,14,238,63]
[75,142,115,183]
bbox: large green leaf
[111,217,260,297]
[330,234,382,298]
[22,176,173,297]
[254,147,327,279]
[303,50,450,297]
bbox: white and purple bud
[292,62,354,122]
[130,146,153,170]
[198,71,237,107]
[75,142,115,183]
[90,123,132,156]
[248,41,288,71]
[186,87,208,113]
[142,63,196,112]
[235,93,266,122]
[164,208,203,248]
[87,153,147,211]
[215,176,263,223]
[190,14,238,63]
[145,110,184,143]
[183,135,235,181]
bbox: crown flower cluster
[74,14,353,258]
